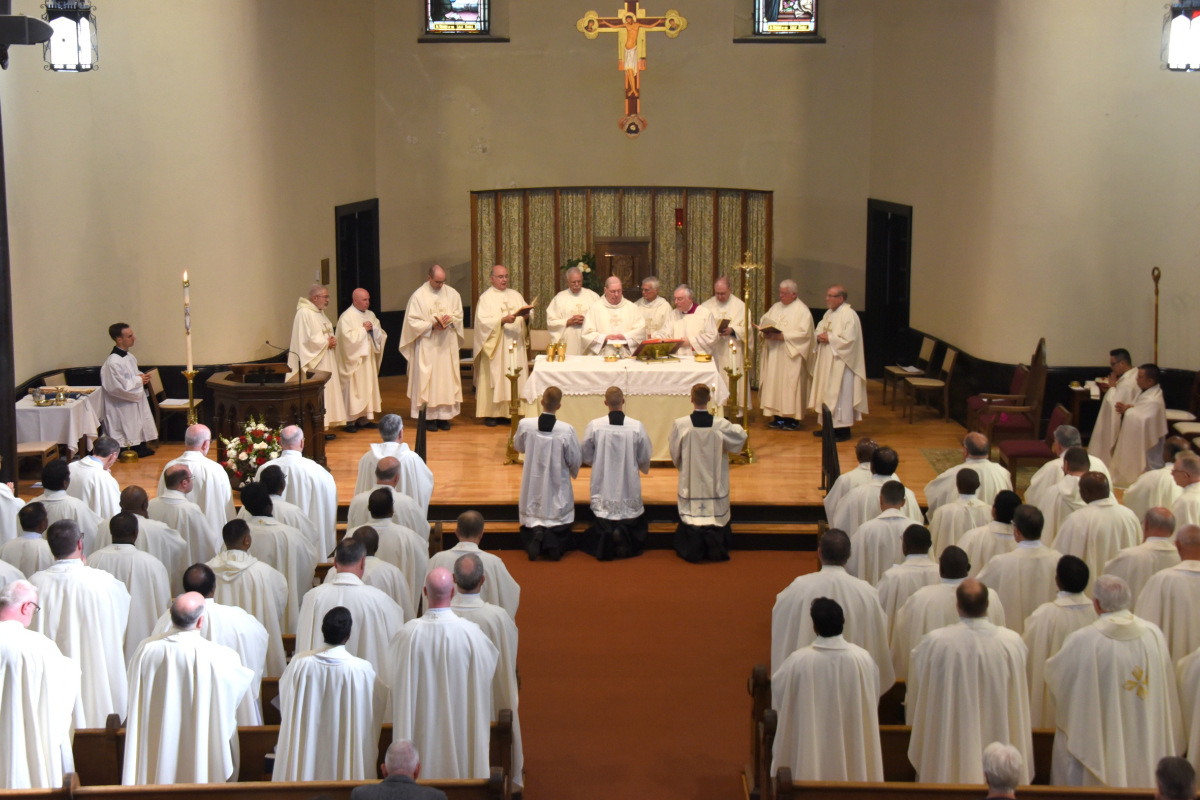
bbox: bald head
[424,567,455,609]
[375,456,401,485]
[963,433,990,458]
[163,464,192,491]
[428,265,446,288]
[170,592,206,630]
[352,288,371,311]
[1176,524,1200,560]
[604,275,623,304]
[1175,453,1200,486]
[184,424,212,451]
[1145,507,1175,539]
[120,485,149,516]
[280,425,304,450]
[956,577,989,618]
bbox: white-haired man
[157,424,234,536]
[1089,348,1140,467]
[1104,507,1181,605]
[546,266,599,355]
[702,276,748,406]
[1122,436,1188,523]
[66,435,121,519]
[583,276,647,356]
[922,433,1014,515]
[349,741,440,800]
[474,264,530,427]
[353,413,434,515]
[1171,452,1200,529]
[758,279,814,432]
[981,743,1024,800]
[1045,574,1184,787]
[255,425,338,557]
[1025,425,1111,508]
[99,322,157,457]
[808,285,867,441]
[336,287,388,433]
[287,283,347,433]
[634,275,671,338]
[667,284,717,356]
[1135,523,1200,662]
[399,264,464,431]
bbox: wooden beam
[649,187,657,276]
[680,189,689,284]
[712,189,719,286]
[553,189,561,292]
[765,192,774,309]
[470,193,479,309]
[585,188,593,256]
[522,190,530,300]
[493,192,502,268]
[617,187,624,235]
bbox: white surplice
[255,449,338,558]
[770,565,894,690]
[148,489,220,567]
[0,620,80,789]
[581,414,652,521]
[1045,610,1183,787]
[0,484,24,546]
[514,417,582,528]
[1121,464,1183,523]
[1134,560,1200,662]
[923,457,1014,515]
[336,305,387,422]
[976,541,1062,634]
[28,560,130,728]
[669,414,747,526]
[757,299,815,419]
[822,462,872,521]
[890,579,1006,681]
[473,287,529,418]
[324,554,414,619]
[1103,537,1181,606]
[271,643,386,782]
[94,516,188,597]
[207,549,289,653]
[1173,483,1200,530]
[350,519,426,615]
[381,607,499,780]
[1175,645,1200,774]
[582,297,648,356]
[846,508,912,586]
[702,294,748,406]
[634,295,672,339]
[1110,384,1169,488]
[1038,474,1085,548]
[353,441,434,516]
[295,572,407,676]
[236,493,321,558]
[830,475,923,539]
[286,297,346,428]
[428,542,521,619]
[399,281,464,420]
[1026,454,1111,509]
[546,287,600,355]
[122,629,253,785]
[1022,592,1098,728]
[667,304,718,357]
[99,348,157,447]
[1054,497,1142,595]
[0,532,53,578]
[907,618,1033,785]
[877,555,941,641]
[347,485,428,541]
[807,302,868,428]
[244,516,318,632]
[66,457,120,520]
[86,544,172,661]
[929,495,993,557]
[0,559,22,589]
[157,450,234,537]
[1089,368,1141,465]
[33,490,100,556]
[771,635,884,781]
[958,521,1017,577]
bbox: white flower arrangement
[219,415,283,490]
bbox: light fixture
[1165,2,1200,72]
[42,0,96,73]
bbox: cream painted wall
[1,0,375,382]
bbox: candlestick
[182,271,193,373]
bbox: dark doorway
[594,237,651,302]
[863,199,912,378]
[335,199,381,315]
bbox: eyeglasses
[24,602,40,613]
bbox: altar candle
[183,271,193,372]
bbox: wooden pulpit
[207,368,330,468]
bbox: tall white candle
[183,271,193,372]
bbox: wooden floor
[36,376,967,510]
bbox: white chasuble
[822,462,872,521]
[1022,592,1098,728]
[1174,646,1200,774]
[669,415,747,527]
[581,414,652,521]
[244,516,318,632]
[757,300,815,419]
[958,521,1017,577]
[87,544,172,661]
[349,520,426,615]
[581,297,647,355]
[347,485,428,541]
[771,636,883,782]
[1110,385,1169,488]
[1,533,54,579]
[1026,454,1110,509]
[546,287,599,355]
[1037,474,1085,548]
[667,304,718,357]
[0,559,22,589]
[1089,368,1141,465]
[877,555,940,641]
[207,550,289,661]
[0,483,24,546]
[845,508,912,586]
[147,490,220,568]
[158,450,234,537]
[1045,611,1183,787]
[923,458,1014,516]
[122,629,253,785]
[702,294,748,406]
[398,281,464,420]
[255,450,338,559]
[1174,483,1200,530]
[324,554,415,620]
[929,496,992,557]
[354,441,434,515]
[66,457,120,520]
[272,644,386,782]
[1103,537,1181,606]
[286,297,346,428]
[770,566,894,689]
[34,491,101,556]
[0,621,80,790]
[807,303,868,427]
[1121,464,1182,523]
[907,619,1033,785]
[890,580,1006,681]
[830,475,923,539]
[382,607,500,780]
[1134,561,1200,662]
[473,287,530,418]
[336,305,388,421]
[295,572,407,676]
[634,296,672,339]
[237,493,322,559]
[29,560,130,728]
[1054,497,1142,595]
[428,542,521,620]
[95,516,187,595]
[976,542,1062,634]
[514,417,582,528]
[100,349,157,447]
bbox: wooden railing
[775,776,1157,800]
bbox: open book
[716,318,731,332]
[515,296,540,317]
[755,324,782,336]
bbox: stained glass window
[426,0,490,35]
[753,0,818,36]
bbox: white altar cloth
[16,395,101,455]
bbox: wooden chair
[41,372,67,388]
[16,440,60,492]
[147,368,199,439]
[996,403,1072,487]
[976,339,1049,445]
[967,338,1046,434]
[882,336,934,409]
[902,347,957,423]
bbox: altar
[520,354,729,462]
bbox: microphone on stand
[264,340,303,433]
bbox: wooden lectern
[208,367,330,468]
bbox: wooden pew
[280,635,295,659]
[260,678,280,726]
[775,773,1155,800]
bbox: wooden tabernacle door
[594,236,651,301]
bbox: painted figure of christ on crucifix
[578,2,687,138]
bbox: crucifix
[577,2,687,139]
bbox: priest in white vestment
[1022,555,1098,728]
[34,460,101,555]
[1109,364,1169,488]
[1037,447,1092,547]
[255,425,338,557]
[382,567,499,780]
[923,433,1014,515]
[770,529,894,688]
[0,580,80,790]
[1025,426,1111,508]
[846,481,913,585]
[2,504,53,578]
[347,458,428,539]
[286,283,347,430]
[327,525,416,618]
[1123,437,1189,523]
[907,579,1033,785]
[1135,524,1200,662]
[350,492,429,606]
[1175,647,1200,773]
[1088,349,1141,466]
[958,490,1024,576]
[1172,453,1200,530]
[757,279,814,431]
[451,553,524,787]
[474,264,531,424]
[1054,472,1141,595]
[822,439,877,521]
[977,504,1062,634]
[582,276,648,356]
[669,384,748,563]
[807,285,867,437]
[239,465,321,555]
[0,558,21,589]
[158,426,234,535]
[353,414,434,514]
[771,597,884,782]
[87,512,172,661]
[928,469,992,556]
[337,288,388,430]
[546,267,599,356]
[581,386,652,560]
[634,276,672,339]
[66,436,121,519]
[666,284,718,357]
[208,519,290,650]
[428,511,521,619]
[296,538,407,675]
[399,265,464,427]
[29,519,130,728]
[514,387,582,561]
[702,276,749,407]
[1104,507,1181,605]
[877,525,940,640]
[238,483,318,630]
[0,477,24,547]
[123,593,254,785]
[1045,575,1184,787]
[96,489,187,595]
[150,468,221,566]
[99,323,157,456]
[272,606,386,782]
[830,447,923,538]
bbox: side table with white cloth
[520,355,728,462]
[16,394,101,456]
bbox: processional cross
[577,2,687,139]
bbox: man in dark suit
[349,741,447,800]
